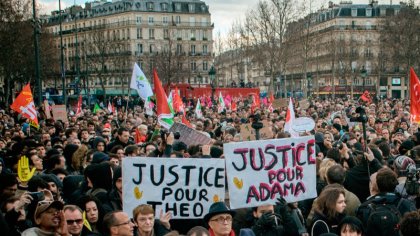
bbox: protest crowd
[2,69,420,236]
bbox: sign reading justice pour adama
[224,136,317,209]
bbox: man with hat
[204,202,236,236]
[22,200,68,236]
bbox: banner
[122,157,226,219]
[169,122,212,146]
[51,105,68,122]
[224,136,317,209]
[240,121,274,141]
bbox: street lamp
[208,65,216,104]
[32,0,42,106]
[59,0,66,106]
[360,65,367,93]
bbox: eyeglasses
[210,216,233,224]
[67,219,83,225]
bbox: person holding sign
[203,202,236,236]
[132,204,171,236]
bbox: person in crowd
[310,185,347,236]
[399,209,420,236]
[337,216,364,236]
[204,202,235,236]
[356,167,416,236]
[132,204,171,236]
[21,200,67,236]
[64,205,84,236]
[78,196,105,235]
[103,210,135,236]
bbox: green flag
[93,103,101,113]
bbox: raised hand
[17,156,36,182]
[159,209,172,229]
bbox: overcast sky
[38,0,416,37]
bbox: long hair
[314,184,346,221]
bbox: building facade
[46,0,214,97]
[283,1,408,98]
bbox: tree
[381,1,420,97]
[242,0,297,93]
[0,0,58,105]
[82,26,129,100]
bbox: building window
[163,16,168,25]
[161,3,168,11]
[201,17,207,27]
[202,45,208,54]
[190,45,196,55]
[137,28,142,39]
[351,8,357,17]
[203,30,207,40]
[365,21,371,30]
[137,44,143,54]
[164,29,169,39]
[149,29,155,39]
[176,44,182,54]
[189,4,195,13]
[190,17,195,26]
[366,8,372,17]
[191,61,197,71]
[190,30,196,39]
[175,16,181,24]
[136,16,142,24]
[148,16,154,25]
[150,44,154,53]
[146,2,154,11]
[175,3,181,12]
[203,61,208,71]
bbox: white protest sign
[224,136,317,209]
[292,117,315,132]
[122,157,226,219]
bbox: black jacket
[311,211,346,236]
[344,158,382,202]
[356,192,416,230]
[107,137,134,151]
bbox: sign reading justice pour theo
[224,136,317,209]
[122,157,226,219]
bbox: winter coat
[344,158,382,202]
[310,211,346,236]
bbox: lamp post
[32,0,42,106]
[208,65,216,105]
[360,65,367,93]
[59,0,66,106]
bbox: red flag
[410,67,420,123]
[173,87,184,113]
[181,115,192,128]
[76,95,83,117]
[134,128,142,144]
[231,101,237,111]
[153,69,173,129]
[269,93,275,103]
[360,91,372,104]
[10,83,38,125]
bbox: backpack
[364,198,403,236]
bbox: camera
[29,192,45,202]
[333,133,349,150]
[405,165,420,195]
[349,107,368,123]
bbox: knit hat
[399,140,415,155]
[92,152,109,164]
[103,123,111,131]
[393,155,415,173]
